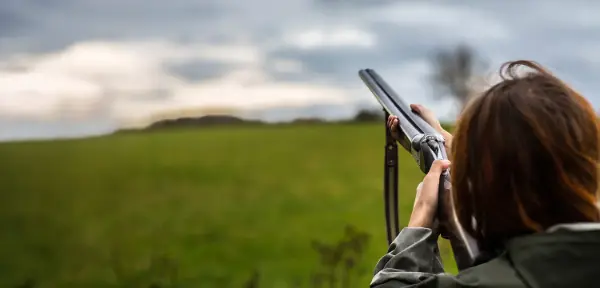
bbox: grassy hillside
[0,123,457,288]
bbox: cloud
[372,2,510,41]
[284,27,377,50]
[0,41,181,120]
[1,0,600,141]
[0,40,352,131]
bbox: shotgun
[358,68,480,271]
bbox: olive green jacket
[371,223,600,288]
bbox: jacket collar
[546,222,600,232]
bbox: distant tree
[430,44,488,110]
[353,109,384,122]
[145,115,264,130]
[292,118,326,124]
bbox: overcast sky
[1,0,599,141]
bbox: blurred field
[0,123,456,288]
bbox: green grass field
[0,123,456,288]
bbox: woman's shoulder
[456,225,600,287]
[454,252,525,287]
[503,225,600,287]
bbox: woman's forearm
[371,227,445,287]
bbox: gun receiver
[358,68,480,271]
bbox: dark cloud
[0,0,226,54]
[268,48,368,83]
[264,15,498,86]
[167,60,236,82]
[0,1,33,37]
[1,0,600,141]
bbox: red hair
[450,60,600,250]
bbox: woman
[371,60,600,288]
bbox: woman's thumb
[410,104,422,114]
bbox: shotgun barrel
[358,68,480,271]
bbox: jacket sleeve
[370,227,463,288]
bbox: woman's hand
[387,104,453,151]
[408,159,451,228]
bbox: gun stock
[358,68,480,271]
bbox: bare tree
[430,44,488,110]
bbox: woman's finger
[387,115,393,127]
[391,119,399,133]
[410,103,446,135]
[387,116,398,129]
[410,104,422,114]
[424,160,450,181]
[419,160,451,206]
